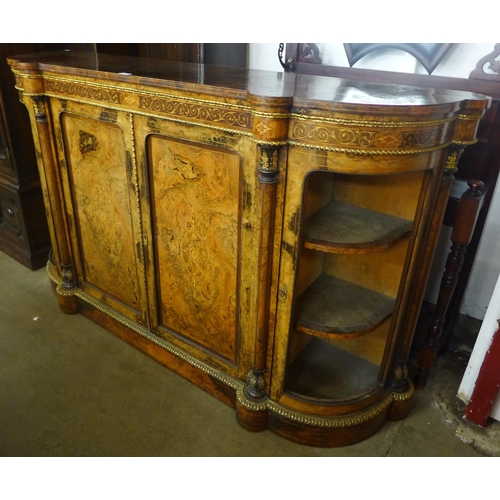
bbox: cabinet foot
[388,380,415,421]
[56,292,81,315]
[235,388,268,432]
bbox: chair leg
[414,180,484,389]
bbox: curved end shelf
[303,200,413,254]
[285,337,382,402]
[294,273,395,339]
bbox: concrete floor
[1,250,499,457]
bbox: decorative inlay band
[291,118,448,152]
[46,79,121,103]
[458,113,484,121]
[400,129,442,148]
[15,73,252,132]
[139,95,251,130]
[293,121,377,147]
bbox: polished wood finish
[284,44,500,359]
[9,51,488,447]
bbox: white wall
[248,43,500,320]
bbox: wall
[248,43,500,320]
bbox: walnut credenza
[8,51,490,447]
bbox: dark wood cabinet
[0,44,66,270]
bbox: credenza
[8,51,490,447]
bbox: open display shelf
[286,337,381,401]
[295,272,395,338]
[303,200,413,253]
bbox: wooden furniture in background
[415,179,485,388]
[8,51,488,447]
[284,43,500,371]
[0,44,67,269]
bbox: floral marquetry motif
[79,130,99,156]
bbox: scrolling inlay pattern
[25,75,252,134]
[291,119,449,152]
[45,79,121,103]
[139,96,252,130]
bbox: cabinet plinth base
[267,400,393,448]
[48,261,417,447]
[237,386,416,447]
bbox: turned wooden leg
[414,180,484,389]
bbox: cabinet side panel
[61,113,141,311]
[148,135,241,363]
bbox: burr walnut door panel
[55,106,147,324]
[145,134,242,365]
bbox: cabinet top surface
[8,51,491,112]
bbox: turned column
[244,145,281,402]
[414,179,484,389]
[31,96,79,314]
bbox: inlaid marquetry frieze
[290,116,450,154]
[45,79,121,104]
[138,96,252,131]
[14,73,253,134]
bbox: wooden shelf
[295,273,395,338]
[286,337,381,402]
[303,200,412,253]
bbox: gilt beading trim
[46,261,243,391]
[391,380,415,401]
[236,387,395,428]
[288,140,454,155]
[128,113,149,323]
[291,112,455,128]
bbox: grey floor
[1,250,499,458]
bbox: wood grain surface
[148,136,241,362]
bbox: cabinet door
[134,115,256,378]
[50,99,149,325]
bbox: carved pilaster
[31,96,78,311]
